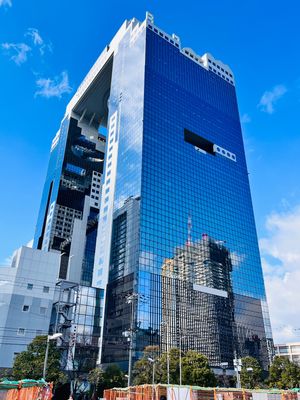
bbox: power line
[0,277,59,290]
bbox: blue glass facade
[141,29,272,367]
[96,16,273,371]
[34,116,105,275]
[33,13,273,373]
[34,116,70,250]
[34,113,106,371]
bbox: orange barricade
[103,386,300,400]
[0,381,53,400]
[6,389,18,400]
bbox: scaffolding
[50,280,79,371]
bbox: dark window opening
[184,129,215,156]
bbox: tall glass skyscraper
[34,12,273,374]
[91,12,273,371]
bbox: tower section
[93,13,273,371]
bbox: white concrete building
[0,246,60,368]
[275,343,300,366]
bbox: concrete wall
[0,246,60,368]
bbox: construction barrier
[0,379,53,400]
[103,385,300,400]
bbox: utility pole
[167,322,170,385]
[148,357,155,400]
[179,334,186,386]
[160,321,170,385]
[126,293,139,387]
[233,353,242,389]
[123,293,148,387]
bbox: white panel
[92,111,119,289]
[50,130,60,152]
[213,144,237,162]
[193,283,228,298]
[167,387,192,400]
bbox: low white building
[0,246,60,368]
[275,343,300,366]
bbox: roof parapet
[66,11,235,116]
[145,12,235,86]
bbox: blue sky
[0,0,300,342]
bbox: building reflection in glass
[161,234,235,366]
[89,13,274,371]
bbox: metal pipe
[43,333,62,380]
[152,361,155,400]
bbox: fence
[103,385,300,400]
[0,379,53,400]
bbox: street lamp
[246,367,253,389]
[124,293,148,387]
[148,357,156,400]
[220,362,229,387]
[43,333,63,380]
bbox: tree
[133,347,217,387]
[240,356,263,388]
[158,347,181,384]
[181,350,217,387]
[88,367,104,398]
[0,369,13,381]
[268,356,300,389]
[132,346,161,385]
[12,335,66,385]
[88,367,104,387]
[96,365,126,396]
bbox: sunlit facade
[89,13,273,370]
[32,11,273,372]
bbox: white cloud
[258,84,287,114]
[26,28,43,46]
[260,204,300,343]
[240,113,251,124]
[1,29,51,66]
[1,42,31,65]
[35,71,72,98]
[0,0,12,7]
[25,28,52,55]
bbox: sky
[0,0,300,344]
